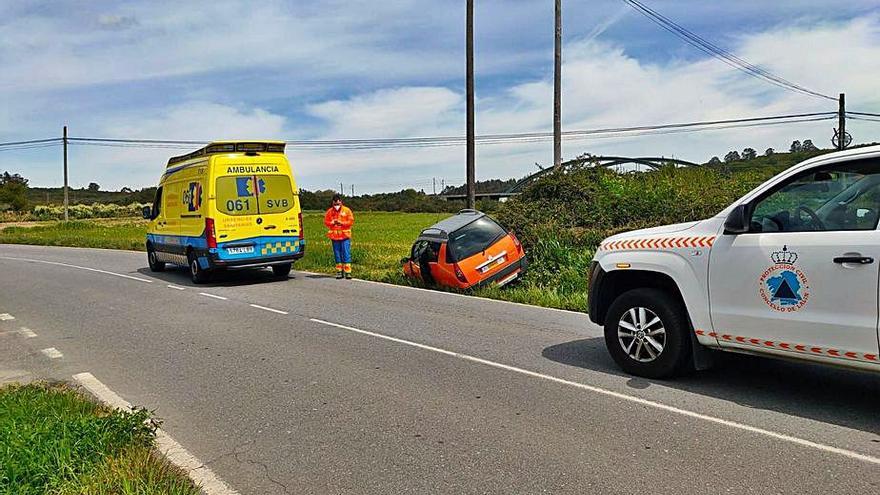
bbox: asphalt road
[1,243,879,494]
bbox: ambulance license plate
[227,246,254,255]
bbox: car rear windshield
[215,174,295,216]
[446,217,506,262]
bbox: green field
[0,382,198,494]
[0,212,585,311]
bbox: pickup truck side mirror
[723,204,751,235]
[142,206,152,220]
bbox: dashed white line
[0,313,15,321]
[199,292,228,301]
[40,347,63,359]
[249,304,288,315]
[167,284,186,291]
[309,317,880,467]
[73,372,239,495]
[19,327,37,338]
[0,256,152,283]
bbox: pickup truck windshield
[216,174,295,216]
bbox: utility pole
[63,125,69,221]
[553,0,562,168]
[838,93,846,151]
[351,184,355,197]
[466,0,476,209]
[340,182,344,194]
[433,177,436,195]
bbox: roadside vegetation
[0,382,198,494]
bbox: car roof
[417,209,486,241]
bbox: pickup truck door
[709,159,880,363]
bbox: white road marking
[0,256,152,283]
[19,327,37,338]
[199,292,228,301]
[167,284,186,290]
[40,347,63,359]
[0,313,15,321]
[73,372,239,495]
[309,317,880,467]
[249,304,288,315]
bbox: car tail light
[510,231,523,254]
[453,263,468,284]
[205,218,217,249]
[298,212,304,237]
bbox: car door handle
[833,256,874,264]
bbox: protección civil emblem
[758,245,810,312]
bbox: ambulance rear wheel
[188,253,209,284]
[604,288,691,379]
[147,245,165,272]
[272,263,292,278]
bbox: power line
[0,111,846,154]
[0,137,62,148]
[848,111,880,118]
[619,0,836,101]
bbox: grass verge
[0,382,198,494]
[0,212,586,311]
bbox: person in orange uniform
[324,194,355,279]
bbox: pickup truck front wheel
[604,288,691,379]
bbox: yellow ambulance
[142,141,304,283]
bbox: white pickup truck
[589,145,880,378]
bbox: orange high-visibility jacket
[324,205,354,240]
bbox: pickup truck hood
[607,220,701,240]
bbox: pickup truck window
[751,160,880,232]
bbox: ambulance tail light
[453,263,468,284]
[510,231,523,254]
[205,218,217,249]
[298,212,304,238]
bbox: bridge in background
[436,155,702,201]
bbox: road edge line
[72,372,240,495]
[308,318,880,467]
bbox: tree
[724,151,741,162]
[120,187,133,193]
[764,148,775,156]
[87,182,100,192]
[801,139,818,152]
[790,140,802,153]
[0,171,29,211]
[708,156,722,165]
[742,148,757,160]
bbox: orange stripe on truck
[599,236,716,251]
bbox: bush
[495,164,779,302]
[31,203,149,221]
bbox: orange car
[402,210,526,289]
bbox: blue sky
[2,0,880,192]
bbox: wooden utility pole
[837,93,846,151]
[466,0,476,209]
[553,0,562,168]
[63,125,69,221]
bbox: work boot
[344,272,352,280]
[336,271,344,279]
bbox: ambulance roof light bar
[167,141,286,166]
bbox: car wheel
[604,288,691,379]
[272,263,292,278]
[188,253,209,284]
[147,246,165,272]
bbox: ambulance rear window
[215,174,295,216]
